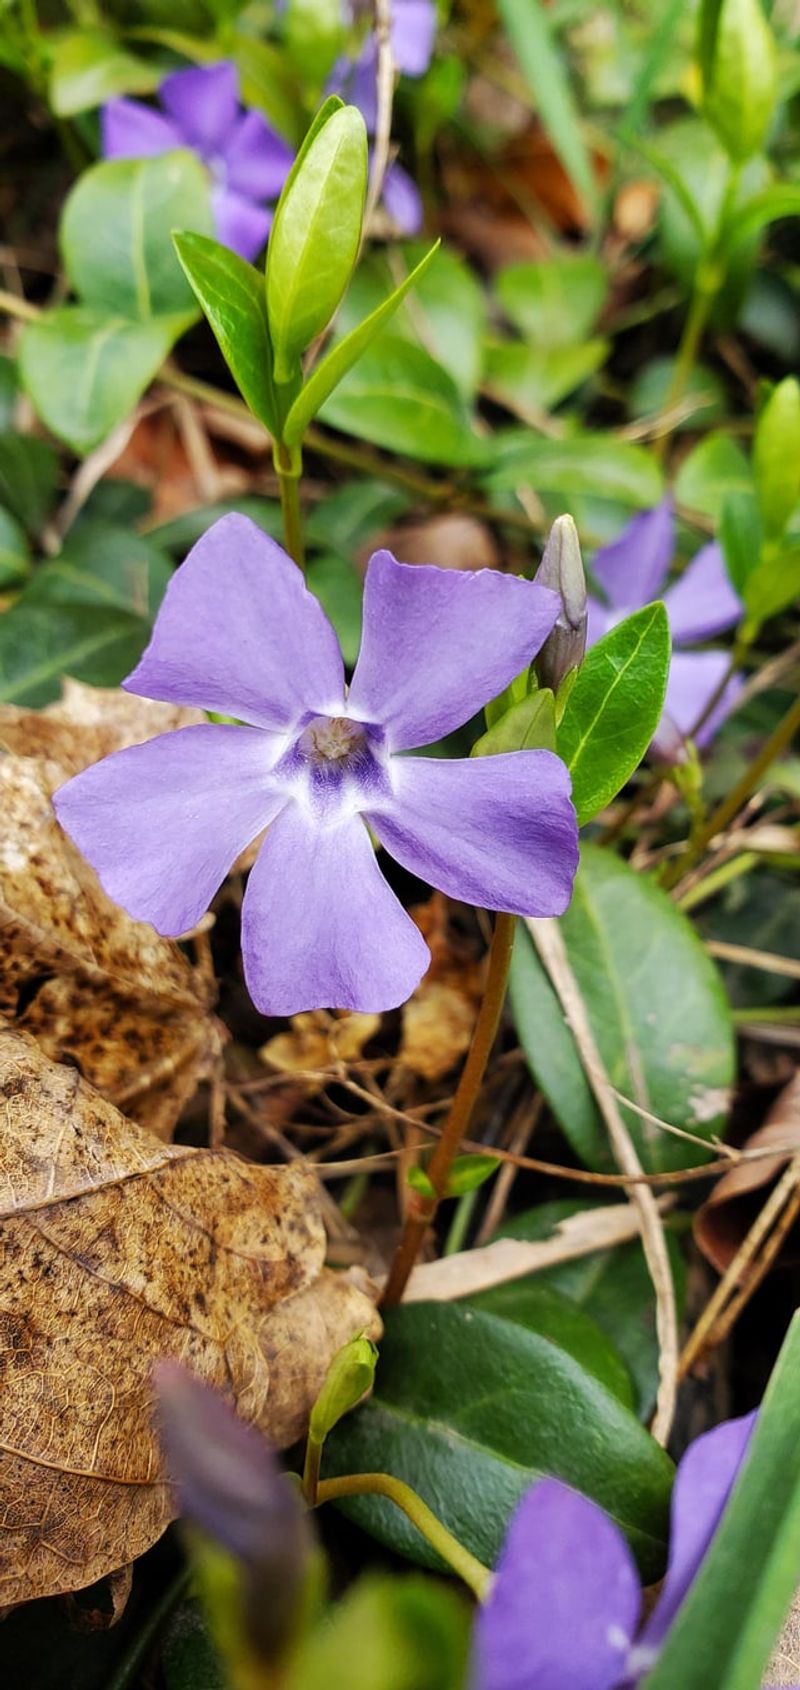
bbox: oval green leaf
[19,307,184,455]
[173,232,277,433]
[61,152,213,319]
[319,334,488,467]
[557,602,670,825]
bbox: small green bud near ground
[266,100,368,385]
[753,377,800,538]
[309,1333,379,1447]
[699,0,778,163]
[533,513,588,694]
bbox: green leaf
[496,1199,686,1420]
[0,507,31,587]
[324,1302,673,1580]
[162,1600,226,1690]
[465,1280,635,1408]
[334,243,486,400]
[483,339,608,420]
[173,233,277,432]
[489,433,662,509]
[0,432,58,535]
[492,0,598,219]
[645,1312,800,1690]
[700,0,778,164]
[444,1153,501,1197]
[496,255,607,346]
[233,34,304,144]
[674,429,753,520]
[282,242,441,447]
[0,355,18,431]
[48,27,160,115]
[0,602,148,705]
[720,184,800,255]
[307,552,363,665]
[557,603,670,824]
[509,845,736,1172]
[719,490,763,598]
[266,103,368,382]
[629,358,726,432]
[19,307,185,455]
[24,517,172,617]
[149,497,284,554]
[741,540,800,625]
[472,689,556,756]
[753,376,800,538]
[319,335,488,467]
[289,1576,470,1690]
[61,152,213,319]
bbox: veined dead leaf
[260,1010,381,1079]
[399,896,485,1083]
[0,1025,379,1606]
[695,1072,800,1273]
[0,690,221,1138]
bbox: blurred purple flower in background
[101,62,293,260]
[328,0,437,232]
[587,499,743,761]
[472,1411,766,1690]
[54,515,578,1017]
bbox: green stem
[315,1474,491,1600]
[302,1435,322,1508]
[276,447,305,571]
[661,691,800,891]
[653,274,716,464]
[381,912,516,1307]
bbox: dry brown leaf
[694,1071,800,1273]
[0,699,221,1135]
[379,515,501,574]
[765,1588,800,1686]
[260,1010,381,1078]
[399,896,485,1083]
[0,1024,379,1605]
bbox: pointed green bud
[308,1334,378,1447]
[753,377,800,538]
[533,514,587,693]
[266,101,368,386]
[699,0,778,163]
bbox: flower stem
[653,272,716,465]
[302,1434,322,1508]
[315,1473,491,1600]
[276,446,305,571]
[381,912,517,1308]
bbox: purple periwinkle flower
[53,516,578,1017]
[472,1411,763,1690]
[101,62,294,261]
[327,0,435,232]
[587,499,744,761]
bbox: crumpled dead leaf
[0,684,222,1139]
[695,1072,800,1273]
[764,1587,800,1686]
[399,896,485,1083]
[0,1024,379,1606]
[260,1010,380,1079]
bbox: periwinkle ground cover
[1,1,800,1688]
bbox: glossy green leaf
[24,518,172,617]
[673,430,752,520]
[19,307,185,454]
[61,152,213,319]
[719,490,763,598]
[334,244,486,400]
[289,1576,470,1690]
[465,1280,635,1408]
[700,0,778,163]
[48,28,160,115]
[266,103,368,381]
[496,1199,686,1420]
[173,233,277,432]
[509,845,736,1172]
[489,433,662,509]
[303,480,409,551]
[753,376,800,538]
[496,256,607,346]
[741,541,800,625]
[557,603,669,824]
[319,335,488,466]
[324,1302,673,1580]
[282,242,441,446]
[493,0,598,218]
[472,689,556,756]
[483,339,608,420]
[0,432,58,535]
[307,552,363,664]
[0,508,31,587]
[0,602,148,705]
[645,1313,800,1690]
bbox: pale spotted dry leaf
[0,735,220,1140]
[0,677,205,776]
[764,1588,800,1686]
[0,1024,379,1606]
[399,897,485,1083]
[260,1010,381,1080]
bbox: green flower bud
[699,0,778,164]
[266,101,368,385]
[308,1334,378,1447]
[534,514,587,694]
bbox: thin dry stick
[364,0,395,228]
[678,1152,800,1378]
[527,916,679,1445]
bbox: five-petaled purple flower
[472,1410,788,1690]
[587,499,743,762]
[53,516,578,1017]
[328,0,436,233]
[101,62,294,261]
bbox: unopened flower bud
[309,1334,378,1447]
[534,515,587,693]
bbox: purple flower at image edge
[472,1409,800,1690]
[101,62,294,261]
[327,0,436,232]
[587,498,744,761]
[53,516,579,1017]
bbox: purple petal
[472,1479,641,1690]
[241,803,431,1014]
[381,160,423,234]
[590,499,674,612]
[639,1412,757,1656]
[662,542,742,645]
[586,596,614,650]
[651,650,743,758]
[53,724,286,936]
[222,109,294,200]
[212,185,272,261]
[160,61,239,154]
[330,40,379,130]
[367,750,578,916]
[101,97,182,159]
[124,513,345,729]
[391,0,437,74]
[348,550,559,751]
